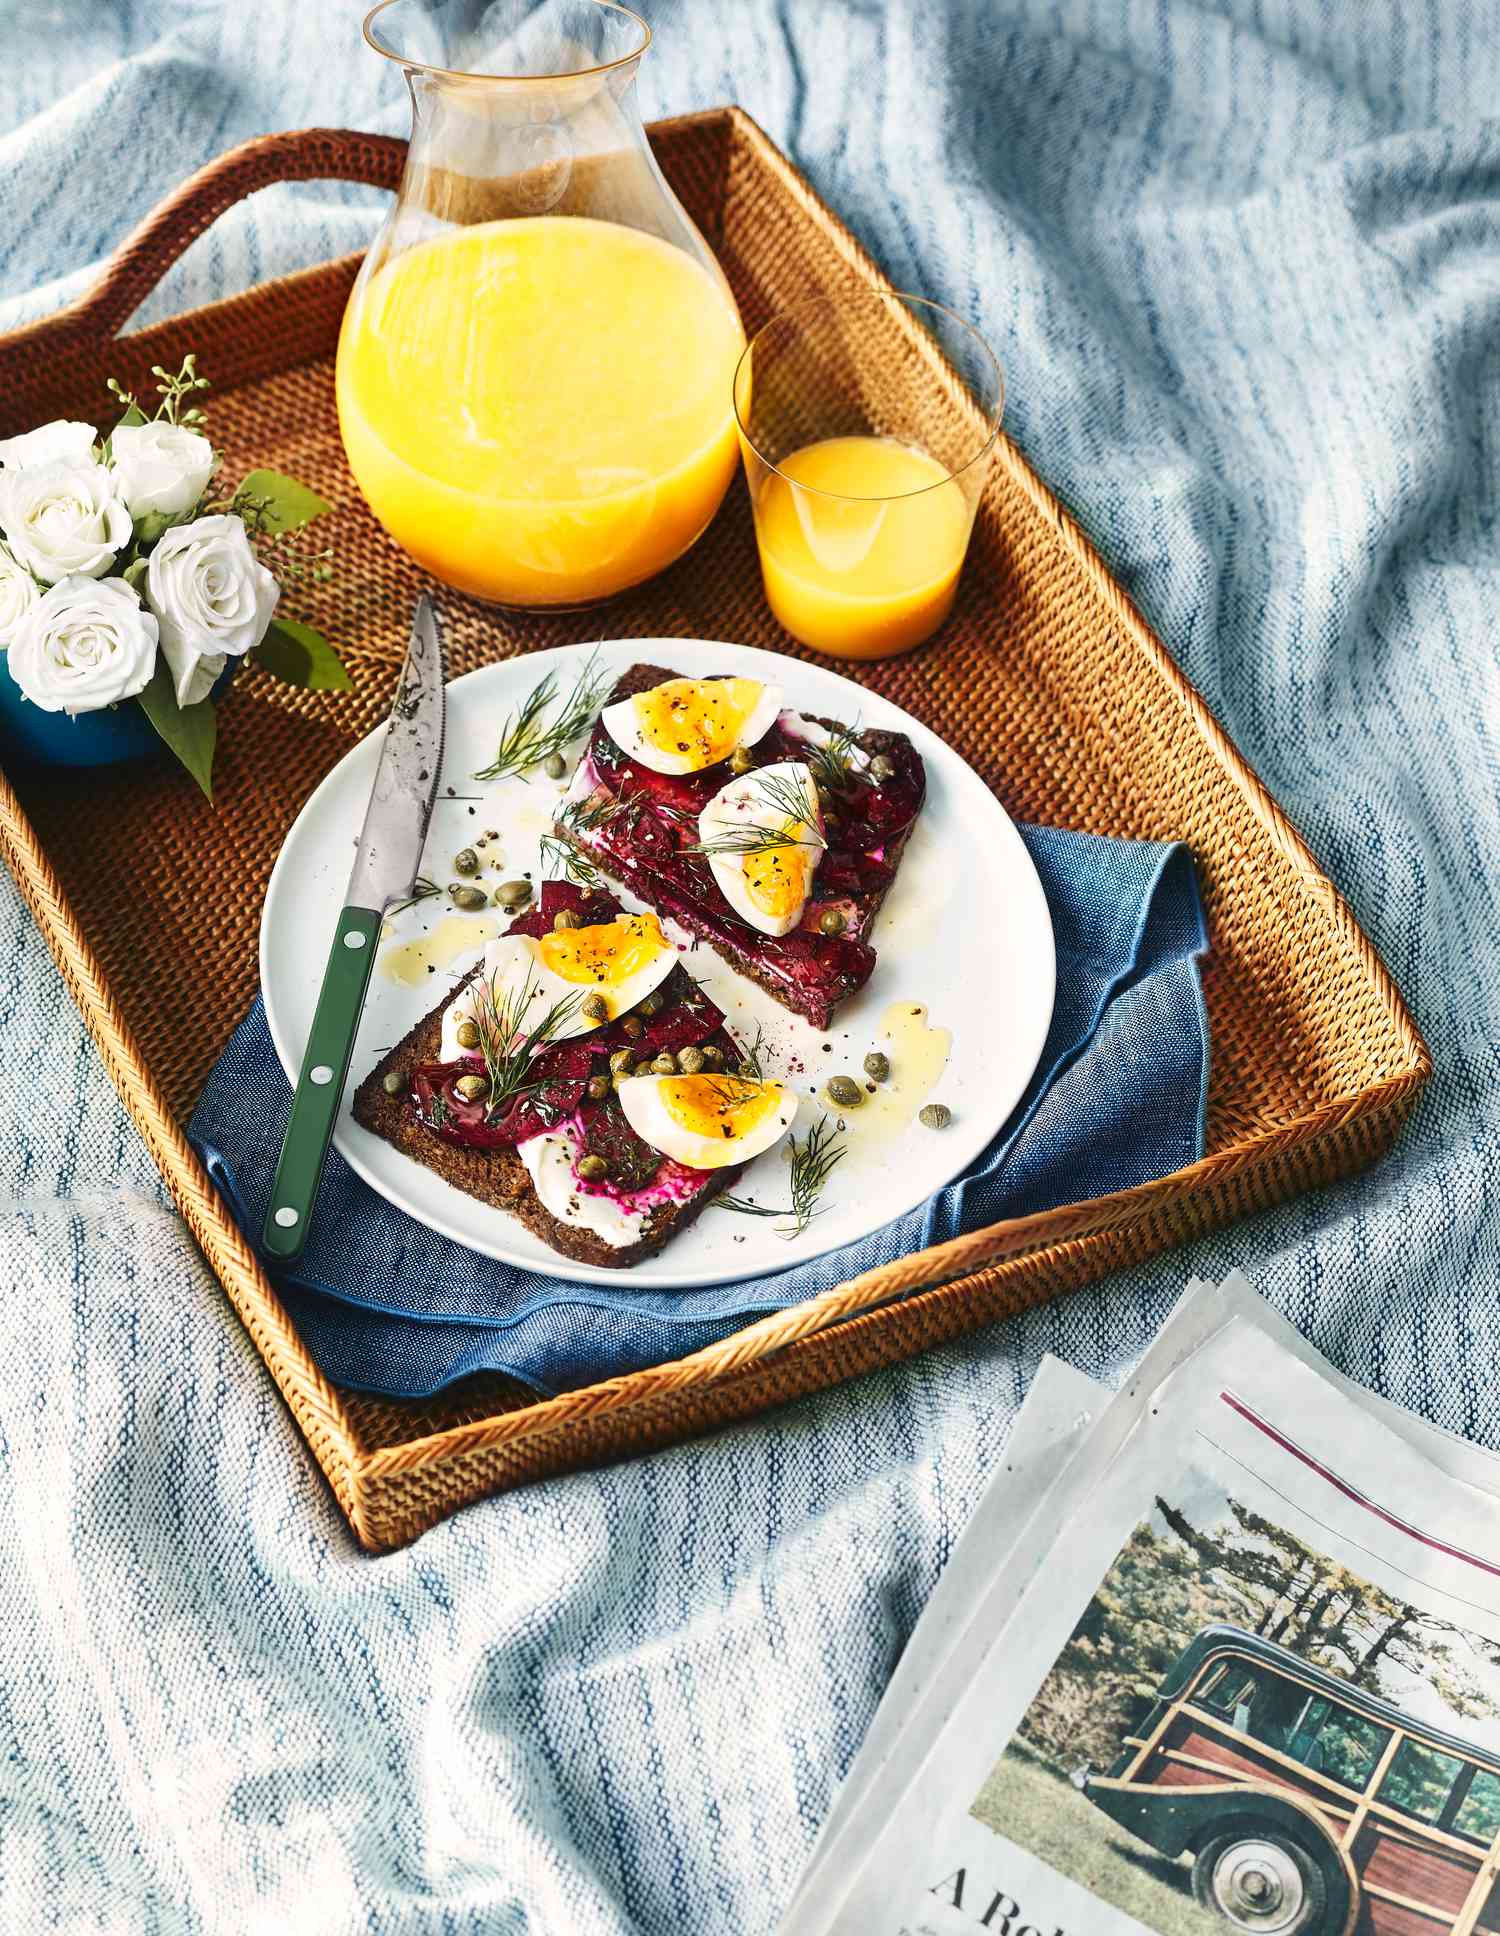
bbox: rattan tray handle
[68,127,407,345]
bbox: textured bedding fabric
[1,2,1496,1931]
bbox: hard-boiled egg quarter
[602,676,782,776]
[441,912,677,1057]
[698,759,826,938]
[617,1073,798,1170]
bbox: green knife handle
[262,903,383,1262]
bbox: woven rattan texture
[0,113,1429,1548]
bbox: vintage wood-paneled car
[1074,1623,1500,1935]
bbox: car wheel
[1191,1825,1331,1934]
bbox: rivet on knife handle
[262,903,382,1261]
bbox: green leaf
[254,617,351,692]
[137,662,216,800]
[117,402,148,429]
[236,468,331,533]
[132,507,195,546]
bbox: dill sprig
[558,790,642,842]
[715,1116,847,1239]
[538,832,606,891]
[803,720,862,797]
[787,1117,848,1230]
[684,767,823,859]
[732,1022,769,1080]
[388,875,441,918]
[470,968,585,1121]
[703,1026,771,1107]
[559,787,694,844]
[473,651,614,783]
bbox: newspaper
[784,1273,1500,1936]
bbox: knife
[262,595,446,1262]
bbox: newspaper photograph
[805,1279,1500,1936]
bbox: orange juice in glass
[735,291,1002,659]
[338,0,744,609]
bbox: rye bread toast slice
[554,663,926,1031]
[351,884,745,1270]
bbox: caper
[863,1051,891,1083]
[453,1073,488,1103]
[620,1014,645,1041]
[453,847,479,876]
[455,1019,481,1051]
[699,1043,724,1069]
[817,906,847,938]
[494,879,533,909]
[609,1049,637,1076]
[543,751,568,780]
[869,753,896,784]
[577,1153,609,1182]
[449,883,488,911]
[638,989,665,1018]
[825,1076,863,1109]
[730,745,755,775]
[381,1068,408,1097]
[651,1052,678,1076]
[580,992,610,1023]
[678,1045,706,1075]
[553,908,581,930]
[587,1072,612,1101]
[919,1102,953,1130]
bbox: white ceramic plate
[261,639,1055,1289]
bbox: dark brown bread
[351,971,743,1270]
[558,663,924,1030]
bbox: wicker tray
[0,110,1430,1550]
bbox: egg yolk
[741,830,817,921]
[536,912,669,986]
[632,677,765,767]
[657,1075,787,1142]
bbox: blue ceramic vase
[0,650,234,769]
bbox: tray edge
[0,107,1435,1549]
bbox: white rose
[110,421,215,521]
[0,541,39,648]
[146,513,279,707]
[0,420,98,470]
[7,575,158,715]
[0,458,133,583]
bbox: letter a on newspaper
[781,1273,1500,1936]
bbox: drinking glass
[337,0,744,609]
[734,290,1003,659]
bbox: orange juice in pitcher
[339,1,743,609]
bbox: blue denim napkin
[189,826,1207,1397]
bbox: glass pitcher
[337,0,744,609]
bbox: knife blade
[262,596,447,1262]
[345,593,446,912]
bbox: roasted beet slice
[562,668,925,1028]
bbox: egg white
[616,1074,799,1170]
[601,677,783,776]
[440,918,678,1058]
[698,759,826,938]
